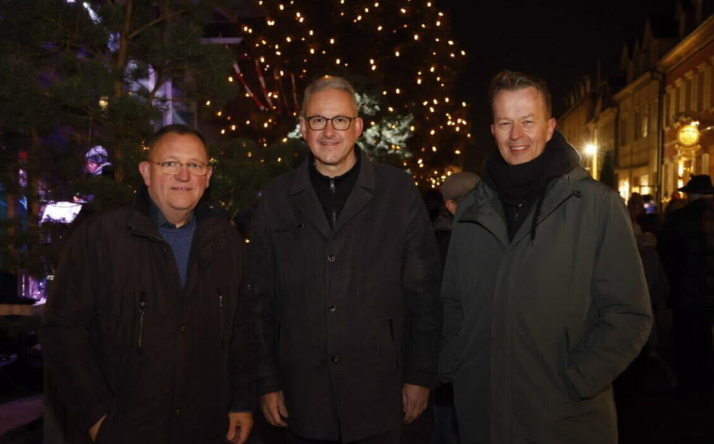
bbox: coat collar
[458,166,588,245]
[290,148,375,238]
[126,185,219,239]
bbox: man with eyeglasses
[42,124,255,444]
[250,76,442,444]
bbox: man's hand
[226,412,253,444]
[88,414,106,442]
[402,383,429,424]
[260,391,289,427]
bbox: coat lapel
[291,160,332,238]
[333,155,374,233]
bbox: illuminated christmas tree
[0,0,246,277]
[213,0,472,188]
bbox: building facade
[660,14,714,204]
[559,0,713,209]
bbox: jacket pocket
[388,319,400,371]
[560,327,580,400]
[94,409,121,444]
[217,287,226,348]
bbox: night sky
[437,0,679,170]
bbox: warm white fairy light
[218,0,471,188]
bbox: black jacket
[660,197,714,315]
[250,152,442,442]
[42,187,255,444]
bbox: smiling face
[139,132,212,226]
[300,88,363,177]
[490,87,556,165]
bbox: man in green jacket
[439,71,652,443]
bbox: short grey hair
[302,75,359,116]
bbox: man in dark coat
[439,71,651,443]
[42,124,255,444]
[659,174,714,409]
[251,75,442,443]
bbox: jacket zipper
[329,178,337,227]
[218,288,225,348]
[138,291,146,352]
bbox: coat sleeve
[41,222,114,432]
[229,238,257,411]
[249,195,282,395]
[437,225,463,384]
[565,191,653,399]
[400,184,443,388]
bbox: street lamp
[584,144,598,180]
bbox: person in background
[251,75,441,444]
[439,70,652,443]
[616,193,672,403]
[84,145,113,177]
[423,188,444,224]
[659,174,714,410]
[433,171,481,270]
[431,171,480,444]
[42,124,255,444]
[663,191,686,219]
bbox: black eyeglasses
[148,161,211,176]
[303,115,357,131]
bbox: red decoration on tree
[255,59,274,109]
[232,61,265,110]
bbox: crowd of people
[37,70,711,444]
[622,175,714,414]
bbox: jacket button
[297,222,304,230]
[331,354,340,363]
[328,304,336,312]
[327,254,336,262]
[174,408,181,415]
[178,325,186,332]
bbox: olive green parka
[440,165,652,443]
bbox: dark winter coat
[41,187,255,444]
[250,151,442,442]
[659,197,714,315]
[440,165,652,443]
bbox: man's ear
[299,118,308,140]
[139,161,151,186]
[445,199,458,216]
[354,117,364,138]
[205,166,213,188]
[546,117,556,141]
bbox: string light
[214,0,471,188]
